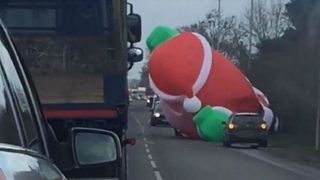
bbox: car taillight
[0,168,6,180]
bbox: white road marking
[154,171,164,180]
[132,113,145,134]
[146,141,154,144]
[131,112,165,180]
[150,161,157,169]
[238,149,320,179]
[148,154,153,160]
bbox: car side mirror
[128,47,143,63]
[71,128,121,166]
[221,121,226,125]
[127,13,142,43]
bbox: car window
[154,104,162,112]
[0,68,21,146]
[232,115,262,123]
[0,29,43,153]
[0,150,65,180]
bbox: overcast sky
[127,0,257,79]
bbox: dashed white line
[154,171,164,180]
[131,112,164,180]
[150,160,157,169]
[148,154,153,160]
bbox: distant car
[222,113,268,148]
[146,95,157,108]
[150,101,169,126]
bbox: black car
[150,101,169,126]
[0,20,122,179]
[222,113,268,148]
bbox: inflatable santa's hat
[147,26,212,113]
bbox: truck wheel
[120,147,127,180]
[259,140,268,147]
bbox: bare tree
[179,9,249,71]
[244,0,291,42]
[179,10,245,54]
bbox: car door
[0,21,49,155]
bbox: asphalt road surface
[127,101,320,180]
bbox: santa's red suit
[148,30,271,139]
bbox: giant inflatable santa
[147,26,273,141]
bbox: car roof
[234,112,260,116]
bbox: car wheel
[259,140,268,147]
[150,119,156,126]
[174,128,181,136]
[223,140,231,147]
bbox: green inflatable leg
[193,106,231,142]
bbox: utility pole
[316,40,320,151]
[217,0,221,50]
[248,0,254,72]
[218,0,221,17]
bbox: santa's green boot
[193,106,232,142]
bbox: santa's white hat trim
[149,74,184,101]
[149,33,213,113]
[191,33,212,95]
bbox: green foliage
[250,0,320,144]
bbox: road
[127,101,320,180]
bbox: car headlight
[260,122,267,130]
[228,123,236,130]
[147,99,150,103]
[154,113,161,117]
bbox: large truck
[0,0,142,179]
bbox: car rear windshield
[232,115,263,123]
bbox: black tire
[174,128,181,136]
[150,119,156,126]
[119,147,127,180]
[223,140,231,147]
[259,140,268,147]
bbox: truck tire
[120,146,127,180]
